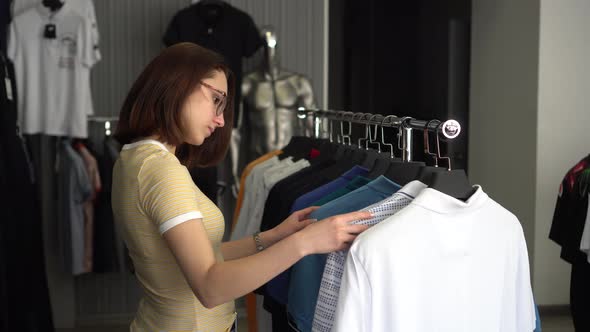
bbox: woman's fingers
[294,206,321,221]
[345,223,370,235]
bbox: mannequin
[239,26,317,160]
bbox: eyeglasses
[200,81,227,117]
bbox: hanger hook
[350,113,363,148]
[435,122,453,171]
[339,111,354,145]
[358,113,371,149]
[380,115,397,158]
[366,114,381,152]
[337,111,345,144]
[424,119,442,167]
[396,116,414,153]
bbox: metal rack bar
[297,108,462,162]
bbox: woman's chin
[185,138,204,146]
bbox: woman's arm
[163,210,371,309]
[220,206,318,260]
[220,229,280,261]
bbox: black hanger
[428,169,475,201]
[423,120,475,201]
[279,136,313,160]
[360,149,380,170]
[42,0,64,11]
[382,161,425,186]
[416,166,447,183]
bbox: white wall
[534,0,590,305]
[471,0,590,306]
[469,0,539,259]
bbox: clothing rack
[297,108,461,162]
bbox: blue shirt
[266,174,370,305]
[289,165,368,213]
[287,176,402,332]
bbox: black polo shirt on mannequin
[163,1,263,127]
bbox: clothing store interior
[1,0,589,331]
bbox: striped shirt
[112,140,236,332]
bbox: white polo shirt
[8,1,100,138]
[333,186,536,332]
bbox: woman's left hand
[272,206,320,242]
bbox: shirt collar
[122,139,169,152]
[396,180,427,199]
[37,1,71,21]
[411,185,488,215]
[341,165,369,181]
[366,175,402,195]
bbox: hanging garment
[261,148,370,234]
[312,176,372,206]
[312,180,427,332]
[333,187,536,332]
[231,150,282,232]
[248,158,310,234]
[579,195,590,262]
[287,176,402,332]
[8,2,100,138]
[257,146,371,330]
[260,158,337,233]
[0,52,54,331]
[93,136,126,273]
[75,143,101,273]
[549,155,590,264]
[57,140,93,275]
[231,156,281,240]
[549,155,590,330]
[0,0,10,52]
[289,165,369,213]
[231,150,282,332]
[264,175,373,308]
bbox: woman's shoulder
[137,148,189,181]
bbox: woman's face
[180,70,227,146]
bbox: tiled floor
[56,311,574,332]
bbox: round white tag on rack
[441,120,461,139]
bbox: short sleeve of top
[80,11,99,68]
[138,152,203,234]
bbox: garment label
[5,78,13,101]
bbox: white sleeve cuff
[159,211,203,234]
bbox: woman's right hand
[296,210,373,256]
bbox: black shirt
[549,155,590,264]
[0,53,55,331]
[163,2,263,127]
[0,0,11,53]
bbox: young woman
[112,42,371,332]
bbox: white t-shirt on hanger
[333,186,536,332]
[8,0,100,138]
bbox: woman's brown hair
[115,42,235,168]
